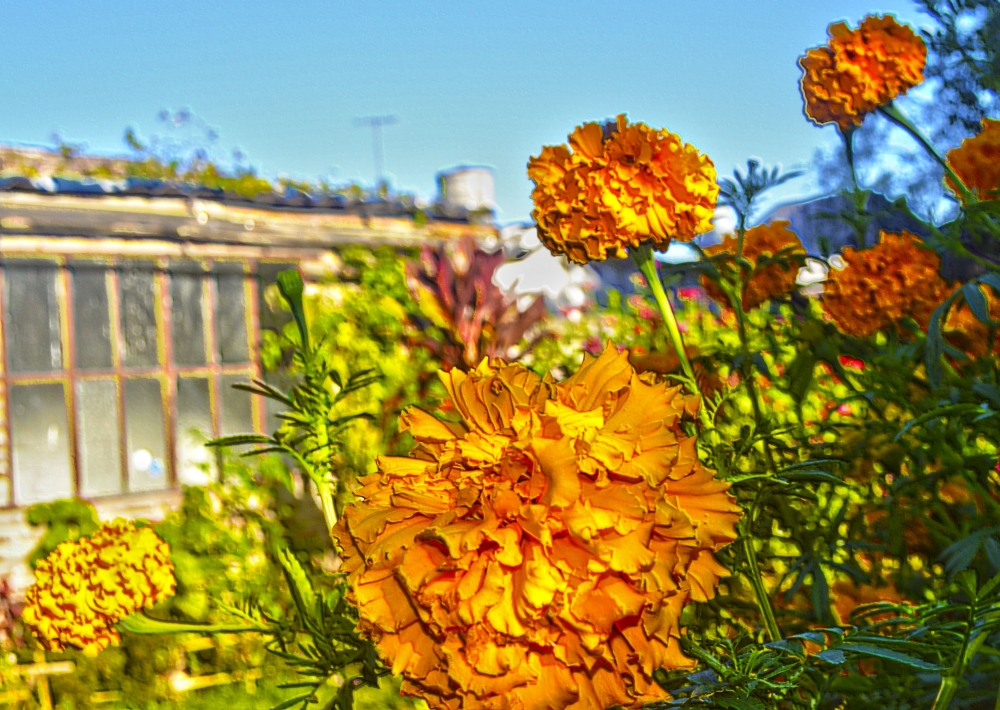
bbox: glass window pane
[119,262,159,368]
[76,379,122,496]
[72,265,113,370]
[124,378,168,492]
[3,263,63,373]
[177,377,214,486]
[10,383,73,504]
[215,273,249,364]
[220,374,255,436]
[171,270,206,366]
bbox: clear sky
[0,0,931,223]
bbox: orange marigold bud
[333,344,741,710]
[700,221,806,310]
[21,519,175,656]
[945,118,1000,199]
[799,15,926,131]
[822,230,952,338]
[528,115,718,265]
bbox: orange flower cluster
[946,118,1000,199]
[528,115,718,265]
[799,15,926,130]
[22,519,175,655]
[700,221,806,310]
[943,284,1000,359]
[332,344,741,710]
[822,231,952,338]
[831,580,904,626]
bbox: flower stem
[632,244,701,398]
[878,103,974,203]
[740,520,782,642]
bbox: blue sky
[0,1,931,223]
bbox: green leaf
[835,642,941,670]
[206,433,274,448]
[271,691,316,710]
[277,269,310,356]
[117,612,266,635]
[279,549,318,623]
[962,282,998,326]
[786,349,817,403]
[925,290,959,389]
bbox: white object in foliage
[492,224,601,312]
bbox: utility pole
[353,115,398,185]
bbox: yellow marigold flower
[946,118,1000,199]
[21,519,175,655]
[700,221,806,310]
[332,344,741,710]
[822,230,952,338]
[799,15,926,131]
[528,115,718,265]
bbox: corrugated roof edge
[0,176,477,223]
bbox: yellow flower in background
[332,344,741,710]
[528,115,718,265]
[799,15,926,131]
[22,519,175,655]
[700,221,806,310]
[821,230,952,338]
[946,118,1000,199]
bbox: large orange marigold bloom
[799,15,926,131]
[822,230,952,338]
[22,519,175,655]
[528,115,718,265]
[946,118,1000,199]
[332,344,741,710]
[700,221,806,310]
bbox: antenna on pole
[353,115,398,185]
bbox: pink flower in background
[677,286,704,301]
[630,273,648,288]
[583,336,603,355]
[837,403,853,416]
[638,305,657,320]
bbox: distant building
[0,160,492,592]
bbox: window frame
[0,254,265,508]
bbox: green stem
[878,103,974,203]
[740,520,782,642]
[632,244,701,399]
[841,127,860,193]
[931,603,988,710]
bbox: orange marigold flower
[21,519,175,655]
[946,118,1000,199]
[700,221,806,310]
[831,580,904,626]
[799,15,926,131]
[822,230,952,338]
[943,283,1000,359]
[332,344,741,710]
[528,115,718,265]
